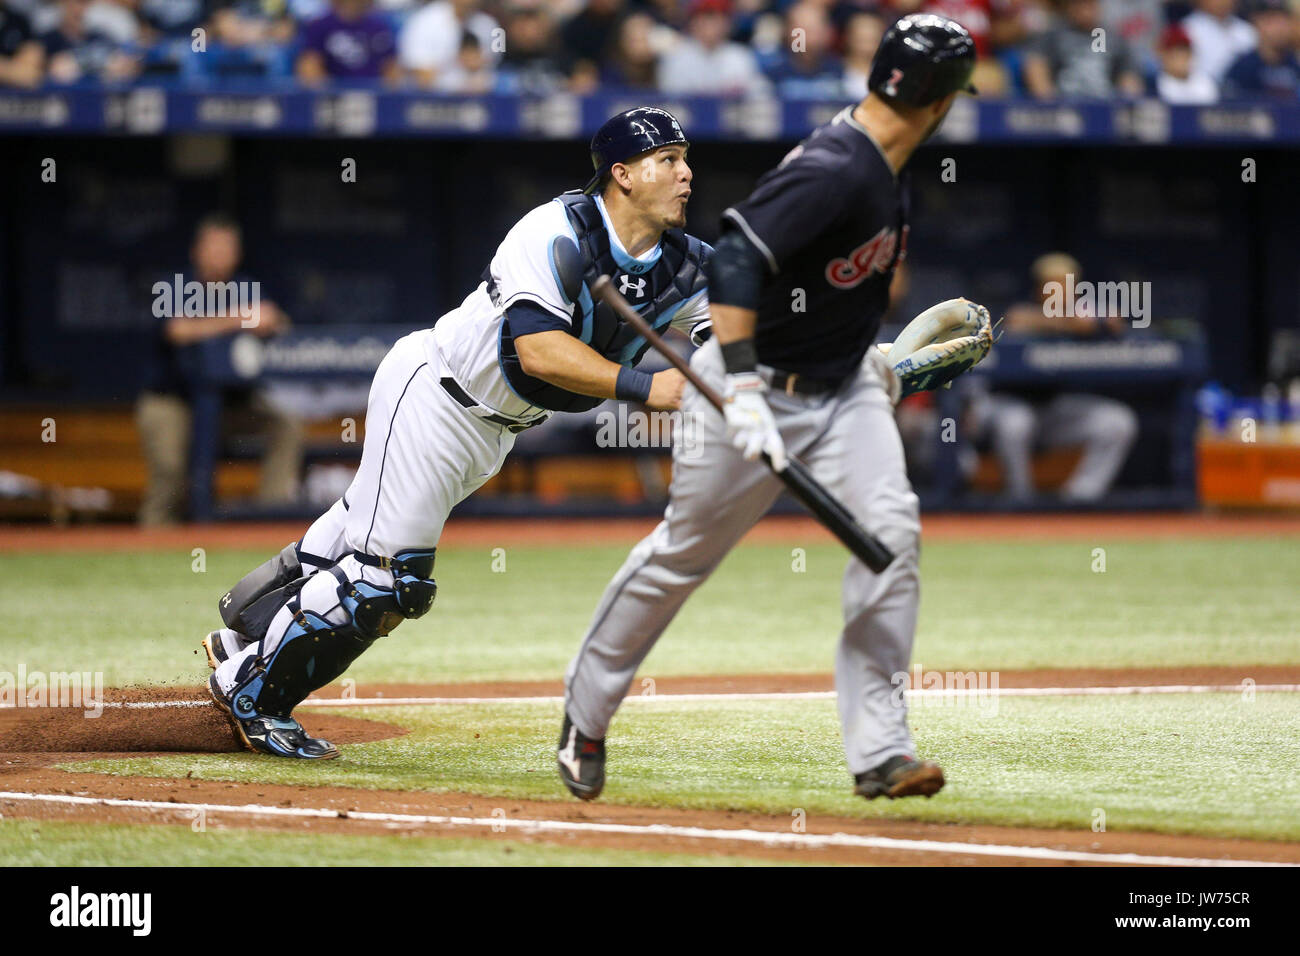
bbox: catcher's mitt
[877,298,1000,400]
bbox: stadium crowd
[0,0,1298,101]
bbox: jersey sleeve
[721,151,847,274]
[668,286,710,339]
[489,203,578,325]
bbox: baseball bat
[591,276,895,574]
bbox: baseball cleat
[208,674,340,760]
[200,630,226,670]
[199,628,252,670]
[854,755,945,800]
[557,712,605,800]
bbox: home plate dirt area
[3,673,1299,868]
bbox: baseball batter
[202,108,714,759]
[559,15,992,801]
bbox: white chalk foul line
[1,791,1292,868]
[294,684,1298,707]
[25,683,1299,711]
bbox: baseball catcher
[202,107,713,758]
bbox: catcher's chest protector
[495,191,710,413]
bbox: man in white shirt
[1182,0,1258,82]
[399,0,500,86]
[658,0,768,96]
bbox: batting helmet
[868,13,978,107]
[582,107,689,195]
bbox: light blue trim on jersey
[616,287,707,366]
[595,194,662,275]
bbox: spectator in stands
[1022,0,1145,99]
[560,0,625,90]
[841,8,886,99]
[211,2,297,49]
[296,0,398,84]
[137,214,302,526]
[1100,0,1167,67]
[601,10,659,90]
[1154,21,1218,101]
[658,0,768,96]
[433,29,495,91]
[0,0,44,87]
[285,0,330,21]
[1182,0,1258,83]
[399,0,499,88]
[766,0,843,98]
[1222,0,1300,98]
[41,0,141,84]
[85,0,141,45]
[136,0,214,40]
[497,0,564,94]
[975,252,1139,503]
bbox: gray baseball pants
[564,339,922,775]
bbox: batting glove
[723,372,787,471]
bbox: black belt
[439,376,547,432]
[763,367,839,397]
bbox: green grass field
[4,532,1299,864]
[75,693,1300,841]
[7,535,1298,686]
[0,819,784,867]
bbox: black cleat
[854,755,945,800]
[208,675,340,760]
[557,712,605,800]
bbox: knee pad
[390,549,438,619]
[219,542,304,635]
[348,548,438,623]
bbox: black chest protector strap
[490,192,711,413]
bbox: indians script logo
[825,225,908,289]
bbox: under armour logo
[619,274,646,298]
[221,592,232,607]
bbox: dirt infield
[2,677,1298,866]
[6,511,1300,553]
[7,767,1299,867]
[0,687,403,754]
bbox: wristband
[720,338,758,374]
[614,366,654,403]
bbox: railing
[2,88,1298,144]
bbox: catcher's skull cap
[868,13,978,107]
[583,106,689,195]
